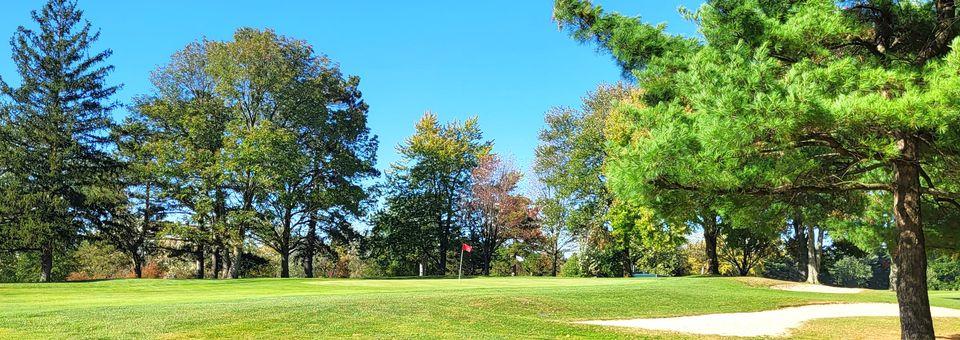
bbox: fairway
[3,277,960,339]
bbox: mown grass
[2,276,960,339]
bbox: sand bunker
[578,303,960,337]
[772,283,864,294]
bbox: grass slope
[2,276,960,339]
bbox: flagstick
[458,247,464,280]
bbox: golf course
[2,276,960,339]
[7,0,960,338]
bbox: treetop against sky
[0,0,701,193]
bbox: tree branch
[653,178,891,196]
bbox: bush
[239,251,274,278]
[636,246,689,277]
[68,241,131,281]
[831,256,872,287]
[579,241,622,277]
[158,255,199,279]
[140,261,164,278]
[761,254,802,282]
[560,254,582,277]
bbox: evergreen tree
[555,0,960,337]
[0,0,119,282]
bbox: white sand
[772,283,864,294]
[578,303,960,337]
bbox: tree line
[0,0,562,282]
[0,0,378,281]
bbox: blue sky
[0,0,701,192]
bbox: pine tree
[555,0,960,337]
[0,0,119,282]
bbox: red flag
[462,243,473,252]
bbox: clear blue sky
[0,0,701,191]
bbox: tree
[134,29,377,279]
[607,199,687,276]
[379,113,490,275]
[105,116,168,278]
[555,0,960,337]
[469,154,536,275]
[133,41,230,279]
[721,226,775,276]
[0,0,119,282]
[535,186,576,276]
[369,173,441,276]
[534,84,634,277]
[294,59,378,278]
[206,28,316,278]
[534,84,630,242]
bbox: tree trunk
[438,209,450,276]
[213,247,223,279]
[482,249,491,276]
[195,246,205,279]
[213,188,227,279]
[890,259,900,291]
[141,181,150,280]
[231,190,252,279]
[703,214,721,275]
[892,135,934,340]
[280,208,292,278]
[551,241,560,277]
[806,224,820,284]
[622,233,632,277]
[280,251,290,278]
[229,243,240,279]
[304,213,317,278]
[738,249,751,276]
[39,241,54,282]
[133,257,143,279]
[793,210,809,280]
[223,248,232,279]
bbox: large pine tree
[0,0,119,282]
[554,0,960,338]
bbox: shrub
[636,245,689,277]
[68,241,130,281]
[578,241,622,277]
[140,261,165,279]
[761,254,802,282]
[560,254,582,277]
[831,256,872,288]
[240,251,275,278]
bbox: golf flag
[458,243,472,280]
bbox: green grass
[2,276,960,339]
